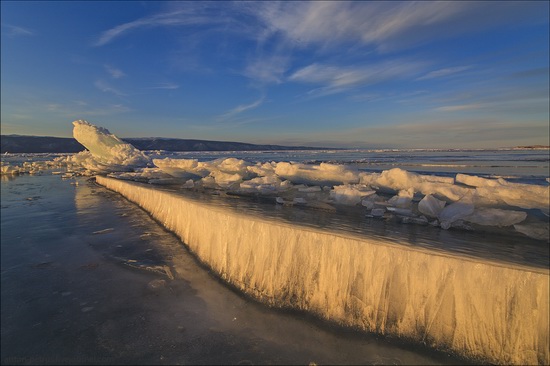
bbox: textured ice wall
[96,176,549,365]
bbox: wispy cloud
[289,60,425,97]
[244,55,290,84]
[219,96,265,120]
[248,2,547,52]
[104,64,126,79]
[3,24,33,38]
[93,1,548,92]
[94,80,126,96]
[5,100,133,123]
[433,82,549,115]
[435,103,484,112]
[96,2,547,51]
[416,66,472,81]
[75,103,132,117]
[147,82,180,90]
[94,5,230,47]
[50,100,132,117]
[46,104,62,112]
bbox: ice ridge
[96,175,549,366]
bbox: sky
[1,1,549,148]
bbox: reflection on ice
[514,223,550,241]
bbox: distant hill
[514,145,550,149]
[0,135,327,153]
[1,135,85,153]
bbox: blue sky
[1,1,549,148]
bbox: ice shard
[418,194,446,218]
[438,193,475,229]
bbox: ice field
[2,120,549,364]
[3,120,548,241]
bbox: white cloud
[244,55,290,84]
[433,84,549,115]
[416,66,472,81]
[3,24,33,37]
[148,83,180,90]
[249,1,547,52]
[220,96,265,120]
[250,2,428,49]
[4,100,133,122]
[92,1,548,92]
[94,80,126,96]
[94,5,231,46]
[104,64,126,79]
[435,104,484,112]
[289,60,425,97]
[46,104,62,111]
[95,2,548,52]
[75,103,132,117]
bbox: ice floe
[274,162,360,186]
[456,173,549,210]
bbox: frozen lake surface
[2,141,549,364]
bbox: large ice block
[456,173,550,210]
[72,120,150,171]
[275,162,360,186]
[96,176,549,365]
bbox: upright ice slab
[96,176,549,365]
[72,120,150,172]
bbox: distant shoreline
[514,145,550,149]
[1,134,548,153]
[0,135,330,154]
